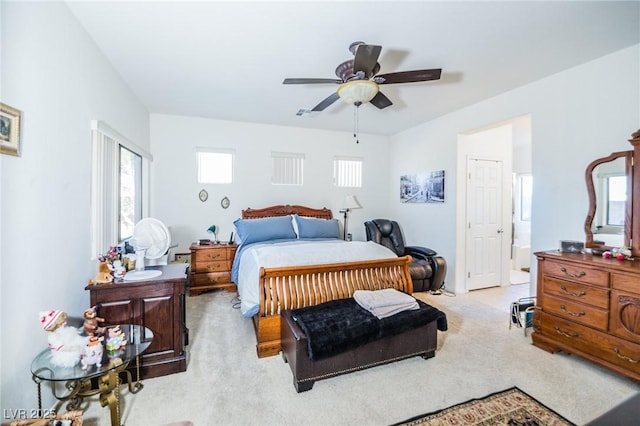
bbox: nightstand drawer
[192,272,232,286]
[192,260,231,273]
[193,249,228,262]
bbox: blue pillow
[233,216,297,245]
[294,215,340,239]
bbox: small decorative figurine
[95,261,113,284]
[110,259,126,279]
[80,336,104,370]
[39,309,88,367]
[106,325,127,352]
[83,306,106,337]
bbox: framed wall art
[400,170,445,203]
[0,103,22,157]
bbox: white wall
[389,44,640,294]
[150,114,391,253]
[0,2,149,415]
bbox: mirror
[584,151,632,250]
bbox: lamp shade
[341,195,362,210]
[207,225,217,234]
[337,80,379,105]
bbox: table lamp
[339,195,362,240]
[207,225,218,243]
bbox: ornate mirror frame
[584,150,632,251]
[585,129,640,256]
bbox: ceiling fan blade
[283,78,341,85]
[311,92,340,112]
[353,44,382,77]
[370,92,393,109]
[377,69,442,84]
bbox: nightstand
[189,243,237,296]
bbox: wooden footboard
[254,256,413,357]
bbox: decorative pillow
[294,215,341,239]
[290,214,299,237]
[233,216,297,245]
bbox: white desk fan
[124,218,171,281]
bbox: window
[91,121,151,258]
[606,175,626,226]
[334,157,363,188]
[197,149,234,184]
[119,146,142,240]
[272,152,304,185]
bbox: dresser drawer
[541,294,608,331]
[191,272,232,287]
[542,276,609,309]
[537,311,640,376]
[612,272,640,294]
[542,260,609,287]
[192,260,232,274]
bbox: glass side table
[31,324,153,426]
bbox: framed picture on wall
[0,103,22,157]
[400,170,445,203]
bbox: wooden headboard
[242,204,333,220]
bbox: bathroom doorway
[456,114,532,293]
[511,173,531,284]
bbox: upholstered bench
[281,297,447,392]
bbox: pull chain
[353,103,361,144]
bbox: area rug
[392,387,576,426]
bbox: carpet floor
[79,285,638,425]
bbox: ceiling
[65,1,640,136]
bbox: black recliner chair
[364,219,447,293]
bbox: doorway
[511,172,532,285]
[455,115,532,294]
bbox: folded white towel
[353,288,419,319]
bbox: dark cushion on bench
[290,298,447,360]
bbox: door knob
[497,229,504,233]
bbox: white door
[466,158,504,290]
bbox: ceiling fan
[283,41,442,113]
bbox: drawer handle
[560,304,585,317]
[206,254,222,260]
[613,347,640,364]
[560,285,587,297]
[560,267,586,278]
[207,265,222,271]
[554,326,579,339]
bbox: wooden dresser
[86,263,188,379]
[532,250,640,382]
[189,242,237,296]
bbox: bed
[233,205,414,357]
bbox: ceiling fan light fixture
[337,80,379,105]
